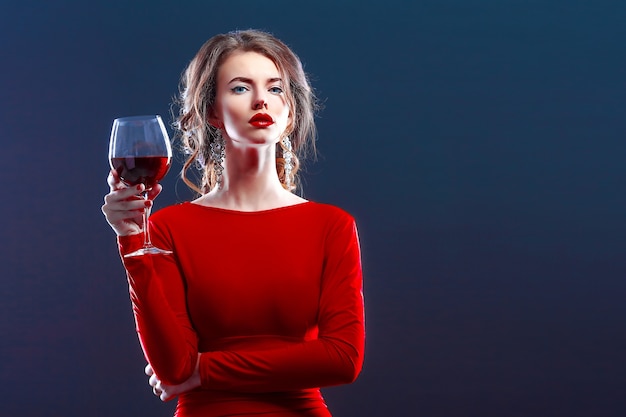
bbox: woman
[102,29,364,417]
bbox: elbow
[329,343,363,385]
[338,355,363,384]
[322,333,364,385]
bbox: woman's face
[210,51,291,147]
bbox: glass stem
[142,190,153,248]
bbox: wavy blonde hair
[175,29,317,194]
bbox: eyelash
[230,86,284,94]
[269,86,283,94]
[231,86,248,94]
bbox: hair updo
[175,29,317,194]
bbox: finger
[105,184,146,202]
[103,193,146,209]
[146,183,162,201]
[155,381,167,401]
[108,170,151,194]
[145,363,154,376]
[102,200,150,225]
[108,170,125,191]
[159,387,173,402]
[104,185,144,205]
[149,373,159,388]
[103,188,147,213]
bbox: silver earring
[282,136,293,189]
[210,131,225,189]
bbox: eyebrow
[228,77,283,85]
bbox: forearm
[129,273,199,384]
[200,335,363,392]
[120,234,199,385]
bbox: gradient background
[1,1,625,416]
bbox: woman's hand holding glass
[102,170,163,237]
[103,115,172,256]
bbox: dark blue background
[1,1,625,416]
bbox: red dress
[118,202,365,417]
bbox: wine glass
[109,115,172,257]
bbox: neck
[208,140,289,211]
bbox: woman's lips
[248,113,274,128]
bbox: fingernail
[137,185,143,191]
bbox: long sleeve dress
[118,201,365,417]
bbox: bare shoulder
[284,192,308,205]
[192,193,218,207]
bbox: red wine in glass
[109,115,173,257]
[110,156,170,189]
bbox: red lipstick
[249,113,274,128]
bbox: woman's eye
[269,86,283,94]
[231,86,248,94]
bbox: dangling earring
[282,136,293,189]
[210,131,225,189]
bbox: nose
[253,95,268,110]
[253,99,267,110]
